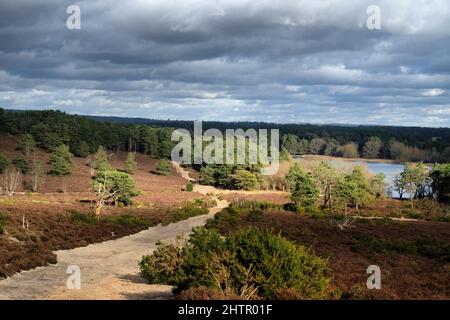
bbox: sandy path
[0,198,228,300]
[171,161,195,182]
[0,163,229,300]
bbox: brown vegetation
[207,209,450,299]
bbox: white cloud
[423,88,445,97]
[0,0,449,127]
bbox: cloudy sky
[0,0,449,127]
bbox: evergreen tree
[232,169,259,190]
[0,153,9,174]
[332,176,355,214]
[48,144,73,176]
[371,172,386,198]
[12,155,29,174]
[91,170,140,215]
[92,146,112,171]
[393,173,407,199]
[288,164,319,211]
[344,166,372,211]
[430,163,450,202]
[199,165,216,186]
[124,153,138,174]
[286,162,305,190]
[402,163,428,208]
[312,161,339,209]
[71,140,90,158]
[154,159,172,176]
[16,134,36,158]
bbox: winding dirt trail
[0,164,228,300]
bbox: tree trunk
[95,200,103,216]
[4,167,21,196]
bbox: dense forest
[0,109,174,158]
[1,108,449,163]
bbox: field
[0,133,449,300]
[0,135,214,279]
[205,207,450,299]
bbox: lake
[293,156,407,198]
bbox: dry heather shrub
[176,287,242,300]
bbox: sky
[0,0,449,127]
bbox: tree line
[0,109,174,158]
[281,134,449,162]
[1,108,448,163]
[393,163,450,205]
[287,161,449,214]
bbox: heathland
[0,108,448,299]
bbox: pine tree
[92,146,112,171]
[288,164,319,212]
[0,153,9,174]
[91,170,140,215]
[16,134,36,158]
[154,159,171,176]
[12,155,29,174]
[344,166,372,211]
[232,169,259,190]
[48,144,73,176]
[124,153,138,174]
[48,145,73,193]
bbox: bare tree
[31,151,45,192]
[4,166,21,196]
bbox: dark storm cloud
[0,0,449,127]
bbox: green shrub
[140,227,330,299]
[163,202,209,225]
[104,214,150,227]
[231,199,283,211]
[0,212,6,234]
[231,169,259,190]
[436,215,450,222]
[69,210,98,225]
[186,182,194,192]
[191,198,213,208]
[405,210,423,219]
[139,241,184,284]
[415,239,450,261]
[206,206,241,230]
[247,209,264,222]
[225,227,329,298]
